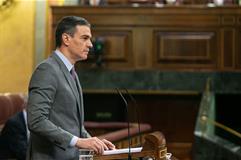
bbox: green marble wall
[77,69,241,93]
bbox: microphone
[123,88,142,147]
[115,88,132,160]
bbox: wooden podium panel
[94,131,171,160]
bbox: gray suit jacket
[27,52,90,160]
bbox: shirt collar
[55,49,74,72]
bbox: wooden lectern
[94,131,170,160]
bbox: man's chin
[79,56,88,61]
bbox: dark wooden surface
[51,5,241,71]
[82,92,200,160]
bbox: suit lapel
[51,53,81,108]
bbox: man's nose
[88,40,93,48]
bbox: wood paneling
[236,27,241,69]
[83,92,201,160]
[221,28,235,69]
[51,6,241,71]
[153,31,217,69]
[85,28,134,68]
[83,92,200,142]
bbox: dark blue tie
[70,67,76,80]
[71,67,80,95]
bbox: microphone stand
[124,88,142,147]
[116,88,132,160]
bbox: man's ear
[62,33,70,46]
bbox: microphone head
[115,88,128,106]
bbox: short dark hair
[55,16,91,48]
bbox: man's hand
[101,139,115,150]
[75,137,115,155]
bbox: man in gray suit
[27,16,115,160]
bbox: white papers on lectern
[103,147,143,155]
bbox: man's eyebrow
[80,35,91,38]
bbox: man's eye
[81,38,88,41]
[81,36,90,40]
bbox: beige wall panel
[0,1,35,93]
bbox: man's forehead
[76,25,91,36]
